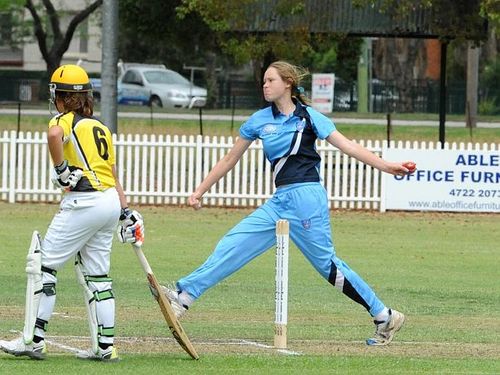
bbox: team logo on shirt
[296,119,305,131]
[262,124,277,135]
[301,219,311,230]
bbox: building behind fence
[0,130,497,210]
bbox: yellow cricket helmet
[49,64,92,93]
[48,64,93,114]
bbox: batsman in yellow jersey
[0,64,143,362]
[49,110,118,192]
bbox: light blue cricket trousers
[178,182,385,316]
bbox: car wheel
[149,95,162,107]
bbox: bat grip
[133,245,153,274]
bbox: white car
[117,65,207,108]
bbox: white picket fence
[1,130,385,209]
[2,130,495,210]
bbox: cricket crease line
[123,336,303,355]
[239,339,302,356]
[6,332,493,357]
[10,330,83,355]
[52,312,76,319]
[10,332,488,349]
[44,338,83,354]
[7,331,303,356]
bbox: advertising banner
[382,148,500,213]
[311,73,335,113]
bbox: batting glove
[51,160,83,189]
[117,207,144,246]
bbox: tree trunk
[373,38,426,112]
[253,51,276,107]
[204,51,218,109]
[466,42,479,128]
[482,26,498,63]
[46,54,62,78]
[25,0,103,78]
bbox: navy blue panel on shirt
[240,101,335,187]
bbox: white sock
[178,291,194,308]
[374,307,390,323]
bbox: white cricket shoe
[366,309,405,346]
[0,336,46,360]
[76,346,119,362]
[160,285,188,319]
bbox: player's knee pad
[75,261,115,352]
[23,231,42,344]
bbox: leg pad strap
[42,283,56,296]
[35,318,48,331]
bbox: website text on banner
[383,149,500,213]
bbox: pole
[230,95,235,134]
[101,0,119,133]
[466,41,479,129]
[150,94,153,127]
[439,41,448,148]
[386,113,391,147]
[198,107,203,136]
[357,38,369,113]
[367,38,373,113]
[17,102,21,134]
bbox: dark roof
[236,0,486,39]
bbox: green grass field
[0,203,498,374]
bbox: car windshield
[143,70,190,85]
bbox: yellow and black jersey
[49,112,116,192]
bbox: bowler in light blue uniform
[166,61,410,346]
[179,102,385,316]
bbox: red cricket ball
[403,161,416,172]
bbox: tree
[176,0,317,105]
[1,0,103,75]
[353,0,494,115]
[118,0,359,108]
[118,0,220,107]
[305,37,363,82]
[354,0,488,42]
[372,38,427,112]
[177,0,363,106]
[118,0,209,70]
[481,0,500,62]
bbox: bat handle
[132,244,153,275]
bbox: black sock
[33,335,44,343]
[99,342,112,350]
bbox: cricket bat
[133,245,199,360]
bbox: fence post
[198,107,203,135]
[17,102,21,133]
[195,135,203,188]
[8,130,17,203]
[379,140,388,212]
